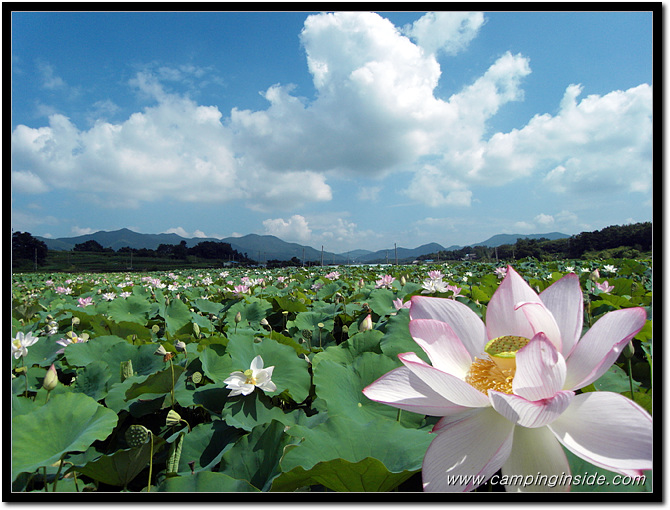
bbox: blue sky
[11,10,654,253]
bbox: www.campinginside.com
[450,472,647,489]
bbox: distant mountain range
[36,228,570,264]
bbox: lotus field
[11,259,653,494]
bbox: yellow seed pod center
[465,335,530,395]
[243,368,256,385]
[484,335,530,371]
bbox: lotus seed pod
[125,424,150,447]
[120,360,134,381]
[191,372,203,384]
[43,363,59,391]
[151,325,160,334]
[71,317,81,326]
[166,409,183,427]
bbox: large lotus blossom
[224,355,277,397]
[363,266,651,492]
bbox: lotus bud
[623,341,635,359]
[360,314,373,332]
[590,268,600,281]
[43,363,59,391]
[192,322,200,338]
[400,276,407,286]
[154,345,168,356]
[120,360,134,381]
[174,339,186,352]
[358,278,365,288]
[234,311,242,323]
[260,318,270,330]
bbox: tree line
[417,222,652,262]
[12,234,254,269]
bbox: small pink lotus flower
[595,280,615,293]
[494,266,507,278]
[364,265,651,492]
[446,284,462,299]
[325,271,340,280]
[77,296,94,307]
[427,270,444,280]
[375,275,395,289]
[233,284,250,297]
[393,298,412,311]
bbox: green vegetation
[418,222,652,262]
[10,261,653,493]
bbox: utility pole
[34,247,37,271]
[321,246,324,266]
[394,243,397,265]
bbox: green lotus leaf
[219,420,299,491]
[221,389,300,432]
[73,361,112,401]
[379,311,430,363]
[156,470,260,492]
[273,456,417,492]
[106,295,153,325]
[163,298,193,336]
[12,392,118,481]
[313,353,425,428]
[274,415,433,492]
[176,420,244,474]
[365,288,397,317]
[225,298,272,327]
[64,335,126,367]
[199,344,234,384]
[192,297,224,316]
[75,435,166,487]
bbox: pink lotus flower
[595,280,615,293]
[494,266,507,278]
[232,284,250,297]
[375,275,395,289]
[77,296,94,307]
[363,265,651,492]
[393,298,412,311]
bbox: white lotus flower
[12,331,40,359]
[224,355,277,397]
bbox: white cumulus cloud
[403,12,485,56]
[262,215,312,243]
